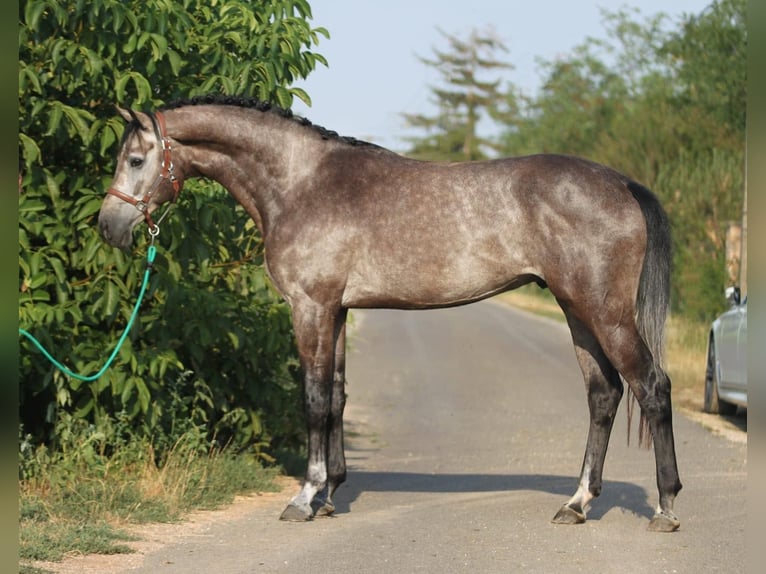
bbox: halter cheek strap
[107,110,183,234]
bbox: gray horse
[99,96,681,531]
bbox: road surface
[71,301,750,573]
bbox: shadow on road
[333,471,654,521]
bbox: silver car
[704,286,747,414]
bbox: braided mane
[159,94,378,148]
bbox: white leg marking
[565,464,594,514]
[290,463,326,507]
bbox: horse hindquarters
[552,181,681,531]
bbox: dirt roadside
[26,476,302,574]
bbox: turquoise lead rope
[18,244,157,382]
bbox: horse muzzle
[98,199,143,250]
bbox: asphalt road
[131,301,747,574]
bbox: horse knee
[305,402,329,428]
[304,375,332,420]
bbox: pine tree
[402,28,515,161]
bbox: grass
[18,429,283,572]
[20,519,136,562]
[665,317,709,412]
[497,286,709,412]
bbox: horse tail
[626,180,672,448]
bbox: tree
[402,28,515,161]
[19,0,328,177]
[18,0,328,453]
[501,43,630,160]
[660,0,747,143]
[657,0,748,314]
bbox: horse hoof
[279,503,313,522]
[551,505,586,525]
[647,511,680,532]
[312,500,336,518]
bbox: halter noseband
[107,110,182,234]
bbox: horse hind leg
[553,309,624,525]
[587,310,682,532]
[634,358,682,532]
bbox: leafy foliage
[660,0,747,138]
[19,0,329,455]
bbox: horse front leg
[279,300,341,522]
[313,310,348,517]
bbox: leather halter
[107,111,182,233]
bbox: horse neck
[164,105,314,235]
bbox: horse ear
[115,106,152,130]
[116,106,133,123]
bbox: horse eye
[129,157,144,168]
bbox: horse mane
[158,94,380,149]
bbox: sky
[291,0,713,152]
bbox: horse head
[98,107,182,249]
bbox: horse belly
[341,241,536,309]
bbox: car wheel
[703,336,737,415]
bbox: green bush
[19,181,306,457]
[19,0,328,456]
